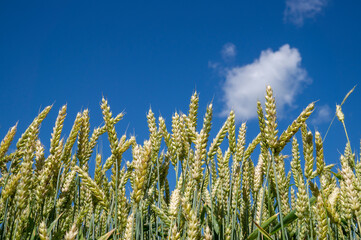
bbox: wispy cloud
[208,61,220,69]
[221,43,237,61]
[311,104,332,125]
[284,0,327,26]
[222,44,310,121]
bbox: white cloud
[311,104,332,125]
[222,44,310,121]
[284,0,327,26]
[208,61,219,69]
[221,43,237,60]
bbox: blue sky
[1,0,361,169]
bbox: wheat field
[0,86,359,239]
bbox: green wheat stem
[271,150,287,240]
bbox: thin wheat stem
[271,150,287,240]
